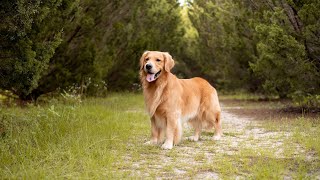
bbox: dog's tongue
[146,73,156,82]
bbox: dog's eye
[145,58,149,61]
[156,59,161,62]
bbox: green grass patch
[260,117,320,157]
[0,93,149,178]
[219,92,278,101]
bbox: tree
[0,0,185,100]
[30,0,145,98]
[251,21,316,97]
[1,0,318,101]
[188,0,258,90]
[105,0,185,90]
[248,1,320,97]
[0,0,78,100]
[188,0,319,98]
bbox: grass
[0,93,149,178]
[219,92,279,101]
[259,117,320,156]
[0,93,319,178]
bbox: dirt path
[121,103,319,179]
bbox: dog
[140,51,222,149]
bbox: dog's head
[140,51,175,82]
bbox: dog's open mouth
[146,70,161,82]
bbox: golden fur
[140,51,222,149]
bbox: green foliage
[249,4,319,98]
[292,93,320,108]
[251,22,316,97]
[106,0,184,90]
[292,0,320,65]
[0,0,319,103]
[188,0,319,100]
[188,0,258,89]
[0,0,184,99]
[0,0,77,100]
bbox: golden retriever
[140,51,222,149]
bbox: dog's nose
[146,64,152,70]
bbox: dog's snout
[146,64,152,70]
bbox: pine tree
[0,0,79,100]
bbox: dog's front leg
[161,117,176,150]
[145,116,159,145]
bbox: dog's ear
[140,51,149,70]
[163,52,175,72]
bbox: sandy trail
[121,103,318,179]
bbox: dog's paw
[161,142,173,150]
[212,135,221,141]
[187,136,199,142]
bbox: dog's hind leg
[187,118,202,141]
[158,126,166,144]
[212,111,222,140]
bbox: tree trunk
[280,0,302,34]
[19,90,42,103]
[80,77,84,96]
[280,0,314,61]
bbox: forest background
[1,0,319,106]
